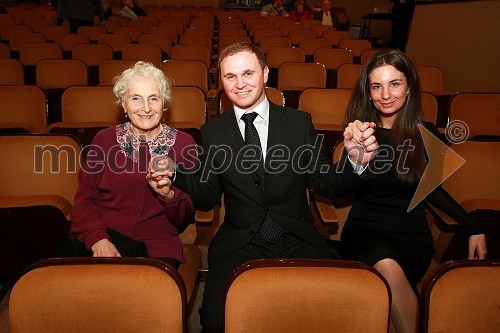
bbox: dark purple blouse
[70,124,197,261]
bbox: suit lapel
[266,102,289,171]
[221,107,245,153]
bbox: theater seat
[224,259,391,333]
[298,88,351,154]
[426,141,500,263]
[9,257,186,333]
[448,92,500,140]
[419,259,500,333]
[0,134,81,278]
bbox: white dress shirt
[234,97,270,161]
[322,11,333,26]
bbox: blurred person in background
[288,0,311,23]
[63,0,105,33]
[313,0,341,30]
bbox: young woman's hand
[344,120,378,167]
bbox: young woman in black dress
[340,50,487,333]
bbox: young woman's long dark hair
[344,50,426,185]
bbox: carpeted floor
[187,280,204,333]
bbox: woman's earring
[406,91,410,96]
[125,113,128,118]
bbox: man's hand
[343,120,379,167]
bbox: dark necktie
[241,112,264,182]
[241,112,284,244]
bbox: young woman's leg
[375,258,418,333]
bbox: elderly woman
[68,61,196,269]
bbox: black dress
[339,124,483,290]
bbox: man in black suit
[313,0,341,30]
[152,42,377,332]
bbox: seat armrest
[209,67,218,89]
[310,191,340,236]
[195,209,214,225]
[461,199,500,213]
[425,199,500,232]
[425,202,460,232]
[207,89,217,100]
[312,192,339,223]
[207,89,218,120]
[0,195,72,217]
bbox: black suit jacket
[174,102,362,261]
[313,10,341,31]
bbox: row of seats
[0,42,210,85]
[1,81,498,142]
[0,42,454,131]
[7,256,499,333]
[0,24,361,66]
[0,7,354,47]
[0,46,364,88]
[0,3,373,132]
[0,27,447,96]
[0,23,217,60]
[0,3,364,69]
[2,6,454,124]
[0,35,452,126]
[0,54,451,101]
[0,83,206,146]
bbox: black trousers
[56,229,180,269]
[200,232,335,333]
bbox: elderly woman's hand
[468,234,487,259]
[91,239,121,257]
[147,155,176,199]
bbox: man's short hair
[218,42,267,71]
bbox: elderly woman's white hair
[113,61,172,108]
